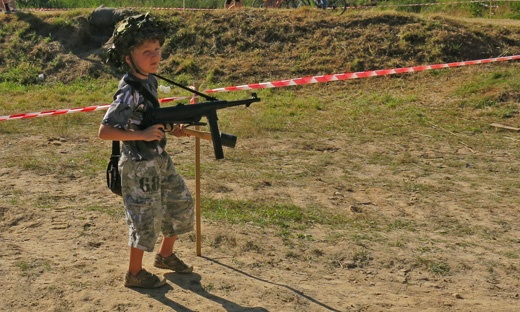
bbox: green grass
[14,259,52,277]
[415,256,451,276]
[201,197,323,227]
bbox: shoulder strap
[111,140,120,156]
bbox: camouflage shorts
[120,153,194,252]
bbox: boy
[99,13,195,289]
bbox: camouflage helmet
[105,12,167,68]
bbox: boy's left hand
[168,124,190,137]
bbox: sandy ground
[1,119,520,312]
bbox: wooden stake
[190,84,202,256]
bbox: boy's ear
[124,55,131,66]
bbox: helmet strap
[128,54,149,78]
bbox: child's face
[126,39,162,78]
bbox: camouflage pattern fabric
[102,73,166,161]
[105,12,167,68]
[120,153,194,252]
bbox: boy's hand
[142,124,166,141]
[168,124,190,137]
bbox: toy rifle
[137,74,261,159]
[141,94,260,159]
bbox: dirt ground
[1,113,520,312]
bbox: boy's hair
[105,12,167,68]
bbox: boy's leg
[124,246,166,288]
[120,158,166,288]
[154,248,193,273]
[154,156,194,273]
[158,235,177,258]
[128,247,144,276]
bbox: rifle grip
[207,111,224,160]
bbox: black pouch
[106,141,122,196]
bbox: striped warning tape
[1,55,518,121]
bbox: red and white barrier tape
[0,105,111,121]
[160,96,191,103]
[204,55,520,93]
[1,55,519,122]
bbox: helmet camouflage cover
[105,12,167,68]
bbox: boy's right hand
[142,124,166,141]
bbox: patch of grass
[415,256,451,276]
[211,233,237,249]
[387,219,416,232]
[389,239,405,248]
[296,233,314,240]
[241,241,262,253]
[85,205,123,217]
[502,251,519,259]
[453,68,519,110]
[351,248,373,268]
[201,197,321,227]
[202,282,215,292]
[14,259,52,277]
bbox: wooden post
[190,84,202,256]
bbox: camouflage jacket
[102,73,167,161]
